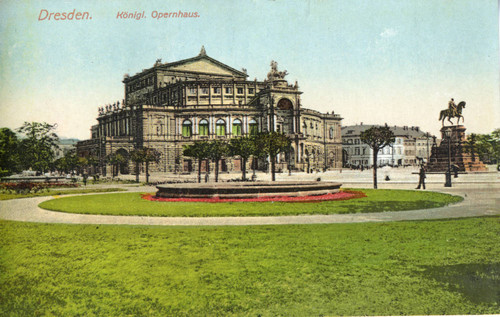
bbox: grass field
[0,188,126,200]
[1,217,499,316]
[38,189,463,217]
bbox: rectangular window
[248,88,254,94]
[189,88,197,94]
[225,87,232,94]
[249,124,258,135]
[182,125,192,137]
[201,88,209,94]
[216,125,226,136]
[213,87,221,94]
[199,125,208,136]
[232,124,242,136]
[237,88,243,94]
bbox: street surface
[1,167,498,226]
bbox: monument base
[156,181,342,199]
[426,125,487,172]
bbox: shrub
[0,182,79,194]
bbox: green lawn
[38,189,463,217]
[0,188,126,200]
[1,217,499,316]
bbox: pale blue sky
[1,0,498,139]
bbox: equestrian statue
[439,98,466,126]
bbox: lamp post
[287,147,292,176]
[425,132,431,163]
[444,128,452,187]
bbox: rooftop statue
[198,45,206,56]
[267,60,288,81]
[439,98,466,126]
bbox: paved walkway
[0,182,498,226]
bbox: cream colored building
[77,47,343,176]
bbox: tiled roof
[341,124,430,138]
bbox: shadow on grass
[335,200,458,214]
[419,262,500,304]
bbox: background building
[77,48,343,176]
[342,124,433,168]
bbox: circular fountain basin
[156,181,342,199]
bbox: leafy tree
[360,126,395,189]
[87,155,99,175]
[130,149,145,183]
[257,132,291,181]
[58,149,80,174]
[183,141,211,183]
[143,147,162,183]
[128,147,161,183]
[471,131,500,165]
[491,129,500,166]
[78,157,89,174]
[207,140,229,182]
[464,133,478,161]
[106,153,127,178]
[16,122,59,173]
[0,128,20,176]
[229,136,255,181]
[250,134,267,177]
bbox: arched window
[232,119,242,136]
[249,119,258,135]
[182,119,192,137]
[199,119,209,136]
[277,98,293,110]
[216,119,226,136]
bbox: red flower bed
[142,190,366,203]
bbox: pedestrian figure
[416,165,426,189]
[82,173,88,186]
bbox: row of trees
[183,132,291,182]
[0,122,60,177]
[464,129,500,165]
[104,148,162,183]
[0,122,97,177]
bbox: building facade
[77,48,343,176]
[341,124,433,168]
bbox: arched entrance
[276,98,294,134]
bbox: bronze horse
[439,101,466,126]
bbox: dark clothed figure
[416,166,426,189]
[448,98,457,117]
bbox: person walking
[416,165,426,189]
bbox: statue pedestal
[426,125,487,172]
